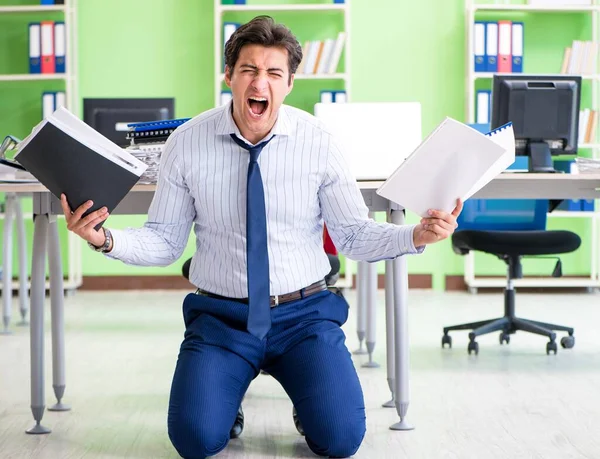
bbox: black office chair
[181,257,192,281]
[182,254,342,287]
[442,198,580,355]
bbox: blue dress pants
[167,289,366,459]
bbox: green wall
[0,0,594,288]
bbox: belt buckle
[272,295,279,308]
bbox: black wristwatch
[88,228,112,253]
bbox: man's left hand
[413,198,463,247]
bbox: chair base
[442,315,575,355]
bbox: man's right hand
[60,194,109,247]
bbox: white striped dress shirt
[107,101,422,297]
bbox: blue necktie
[230,133,274,340]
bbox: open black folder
[14,107,147,226]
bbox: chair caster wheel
[560,335,575,349]
[546,340,558,355]
[441,334,452,348]
[499,332,510,345]
[468,340,479,355]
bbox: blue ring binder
[126,118,191,132]
[486,122,512,137]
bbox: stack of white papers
[0,165,38,183]
[376,117,515,217]
[574,157,600,174]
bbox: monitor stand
[528,141,556,173]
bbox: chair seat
[452,230,581,257]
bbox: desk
[4,173,600,435]
[1,192,29,334]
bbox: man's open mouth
[247,97,269,117]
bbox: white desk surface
[1,173,600,200]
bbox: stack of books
[297,32,346,75]
[125,118,190,184]
[578,109,598,144]
[560,40,598,75]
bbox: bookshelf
[212,0,351,110]
[0,1,78,114]
[471,3,600,11]
[0,0,81,291]
[219,3,347,11]
[464,0,600,292]
[0,4,66,12]
[0,73,67,81]
[217,72,347,80]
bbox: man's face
[225,44,294,144]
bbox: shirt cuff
[103,228,127,260]
[398,224,425,255]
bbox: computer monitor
[491,74,581,173]
[83,98,175,147]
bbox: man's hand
[413,198,463,247]
[60,194,109,247]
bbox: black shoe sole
[293,407,304,436]
[230,406,244,439]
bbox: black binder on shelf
[14,107,147,226]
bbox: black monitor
[83,98,175,147]
[491,74,581,173]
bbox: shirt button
[403,246,408,251]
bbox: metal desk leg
[389,208,414,431]
[15,195,29,326]
[362,248,379,368]
[26,213,51,434]
[353,261,367,355]
[382,257,395,408]
[2,194,15,335]
[47,219,70,412]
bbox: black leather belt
[195,279,327,307]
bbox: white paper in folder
[376,118,515,217]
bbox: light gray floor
[1,288,600,459]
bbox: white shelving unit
[212,0,354,289]
[464,0,600,292]
[0,0,82,291]
[219,3,347,11]
[0,5,66,12]
[217,72,348,81]
[213,0,351,107]
[0,73,67,81]
[471,72,600,80]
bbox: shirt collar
[215,99,293,139]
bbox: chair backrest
[456,123,548,232]
[457,198,548,231]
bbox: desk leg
[389,208,414,431]
[353,262,367,355]
[15,196,29,326]
[47,219,70,412]
[2,195,15,335]
[26,214,51,434]
[362,253,379,368]
[382,258,395,408]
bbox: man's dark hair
[224,15,303,84]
